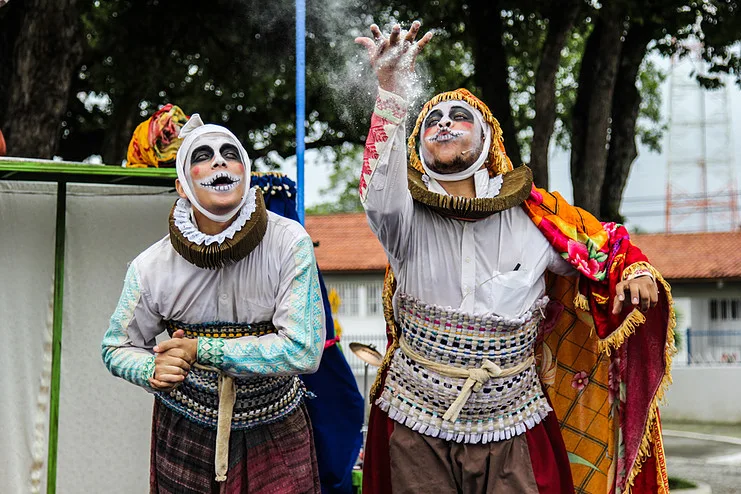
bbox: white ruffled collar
[173,186,258,246]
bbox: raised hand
[355,20,433,96]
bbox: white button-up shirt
[101,210,326,389]
[360,89,574,318]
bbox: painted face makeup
[422,104,477,145]
[420,100,489,179]
[189,140,244,193]
[176,114,253,223]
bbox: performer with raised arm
[356,21,674,494]
[102,115,325,493]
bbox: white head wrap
[419,100,491,182]
[176,114,252,222]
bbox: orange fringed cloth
[365,186,674,494]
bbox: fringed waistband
[376,294,551,444]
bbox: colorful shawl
[366,186,674,494]
[125,104,189,168]
[522,186,674,493]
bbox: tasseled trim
[573,274,591,311]
[621,261,655,281]
[369,267,398,401]
[598,309,646,356]
[406,165,533,220]
[376,396,551,444]
[573,294,590,312]
[615,264,676,494]
[168,189,268,269]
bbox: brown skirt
[150,399,320,494]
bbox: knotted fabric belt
[160,320,304,483]
[398,335,535,423]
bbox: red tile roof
[306,212,741,280]
[305,213,388,272]
[631,231,741,281]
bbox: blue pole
[295,0,306,225]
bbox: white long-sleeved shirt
[360,88,575,318]
[101,210,326,391]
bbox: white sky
[282,54,741,234]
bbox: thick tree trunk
[600,24,654,222]
[530,1,580,189]
[468,0,522,167]
[0,1,25,133]
[4,0,83,158]
[570,8,624,215]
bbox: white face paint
[188,134,245,193]
[421,100,483,153]
[176,114,252,223]
[419,100,491,182]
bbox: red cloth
[363,398,576,494]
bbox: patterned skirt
[150,399,320,494]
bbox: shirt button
[465,257,471,263]
[220,294,228,300]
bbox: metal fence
[683,329,741,364]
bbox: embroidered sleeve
[360,87,415,260]
[101,263,162,391]
[197,235,325,375]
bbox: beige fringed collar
[168,189,268,269]
[407,165,533,220]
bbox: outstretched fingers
[354,36,377,60]
[404,20,420,43]
[416,31,434,52]
[388,24,401,46]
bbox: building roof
[631,231,741,281]
[305,213,388,272]
[306,212,741,280]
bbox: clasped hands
[149,329,198,391]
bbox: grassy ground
[668,477,696,489]
[664,421,741,439]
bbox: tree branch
[530,0,580,188]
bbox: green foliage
[305,145,364,214]
[636,59,668,153]
[668,477,696,490]
[26,0,741,213]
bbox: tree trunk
[530,1,580,189]
[101,90,143,165]
[468,0,523,167]
[600,24,654,222]
[4,0,84,158]
[570,8,624,215]
[0,1,25,133]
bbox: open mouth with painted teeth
[199,171,241,191]
[427,130,465,143]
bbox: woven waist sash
[156,320,305,482]
[376,293,552,444]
